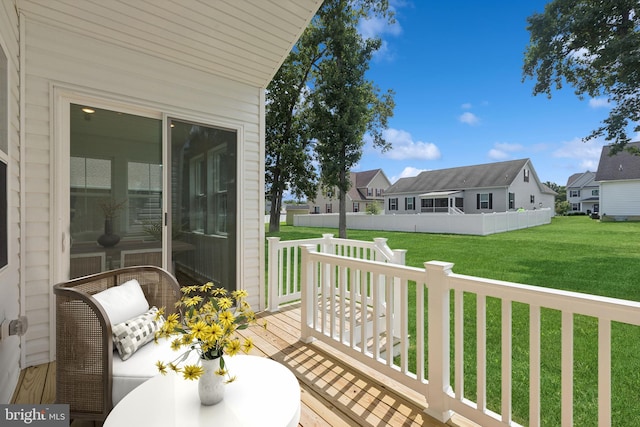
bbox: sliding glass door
[169,119,237,292]
[67,105,237,291]
[69,104,163,277]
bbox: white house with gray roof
[595,142,640,220]
[384,159,556,215]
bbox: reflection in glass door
[69,104,162,278]
[169,120,237,291]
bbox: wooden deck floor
[11,303,468,427]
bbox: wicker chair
[53,266,181,422]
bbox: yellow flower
[183,295,203,307]
[199,282,214,292]
[170,339,182,351]
[215,367,228,376]
[218,297,233,310]
[218,311,235,329]
[212,287,227,297]
[225,375,237,384]
[190,321,209,340]
[242,337,254,353]
[225,339,241,356]
[168,362,180,372]
[232,289,248,300]
[182,364,204,380]
[156,361,167,375]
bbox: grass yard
[266,216,640,426]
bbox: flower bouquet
[154,283,265,384]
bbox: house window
[367,188,372,197]
[572,203,580,211]
[592,189,599,196]
[530,195,535,204]
[570,190,580,197]
[353,203,359,212]
[326,204,332,213]
[405,197,415,210]
[0,44,7,269]
[477,193,492,209]
[523,169,529,182]
[313,206,320,214]
[389,198,398,211]
[508,192,515,210]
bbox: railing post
[425,261,454,423]
[299,244,316,343]
[267,237,281,312]
[321,233,335,254]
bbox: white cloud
[381,128,441,160]
[358,15,403,39]
[589,97,610,108]
[391,166,427,183]
[488,142,524,160]
[552,137,606,171]
[459,112,480,125]
[488,149,510,160]
[461,103,472,109]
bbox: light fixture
[82,107,95,121]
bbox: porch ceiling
[18,0,323,88]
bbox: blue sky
[355,1,617,186]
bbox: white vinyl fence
[293,208,553,235]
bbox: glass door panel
[169,120,237,291]
[69,104,162,278]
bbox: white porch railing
[267,233,406,311]
[298,244,640,427]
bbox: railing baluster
[292,245,299,295]
[339,265,347,343]
[372,273,380,360]
[530,305,541,427]
[350,267,357,349]
[400,278,408,374]
[561,311,573,427]
[455,289,464,400]
[360,270,367,355]
[477,294,487,413]
[599,319,612,427]
[385,275,393,366]
[501,298,512,425]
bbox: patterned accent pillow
[112,306,165,361]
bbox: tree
[310,0,395,238]
[265,26,324,232]
[523,0,640,155]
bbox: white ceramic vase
[198,357,225,406]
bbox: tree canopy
[265,0,395,235]
[523,0,640,155]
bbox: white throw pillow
[112,306,165,361]
[92,279,150,325]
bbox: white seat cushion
[112,337,199,405]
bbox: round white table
[104,355,301,427]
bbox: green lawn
[266,216,640,426]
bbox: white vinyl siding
[22,16,264,366]
[0,0,21,403]
[600,180,640,216]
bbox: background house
[566,171,599,214]
[0,0,322,404]
[595,141,640,221]
[310,168,391,214]
[384,159,556,215]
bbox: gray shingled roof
[595,142,640,181]
[386,159,530,195]
[348,169,385,201]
